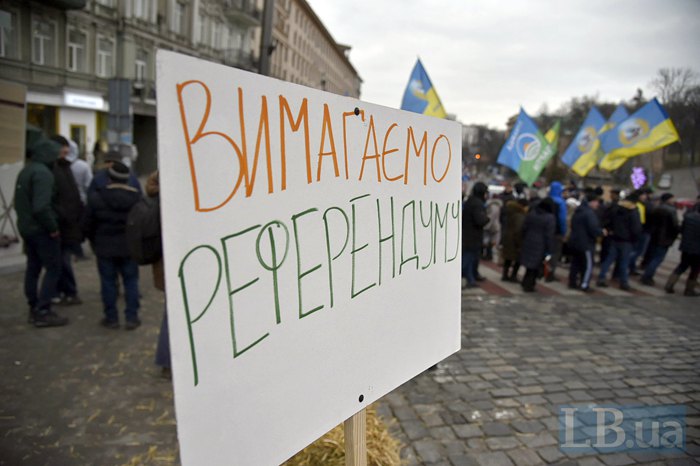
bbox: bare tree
[649,68,699,105]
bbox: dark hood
[29,138,60,167]
[101,184,140,212]
[471,182,488,201]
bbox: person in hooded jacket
[65,139,92,260]
[520,197,556,292]
[500,198,528,282]
[567,193,603,291]
[85,161,142,329]
[665,201,700,296]
[546,181,568,281]
[51,135,84,305]
[462,182,489,287]
[596,193,642,290]
[14,131,69,327]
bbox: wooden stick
[344,408,367,466]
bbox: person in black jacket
[520,197,555,292]
[462,182,489,288]
[598,189,620,264]
[640,193,679,286]
[567,193,603,292]
[51,135,84,305]
[596,196,642,290]
[85,162,142,329]
[665,201,700,296]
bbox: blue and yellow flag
[400,59,447,118]
[561,107,606,177]
[497,109,555,186]
[599,99,679,171]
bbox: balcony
[132,79,156,103]
[223,0,262,27]
[222,49,258,72]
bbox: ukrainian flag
[599,98,679,171]
[400,59,447,118]
[561,107,606,177]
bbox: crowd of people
[13,128,171,378]
[462,180,700,297]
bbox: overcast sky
[306,0,700,129]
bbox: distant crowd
[462,180,700,296]
[14,128,170,378]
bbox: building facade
[0,0,262,175]
[268,0,361,98]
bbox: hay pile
[285,405,402,466]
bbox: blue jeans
[629,232,650,273]
[97,256,140,322]
[57,242,81,298]
[23,233,62,311]
[462,249,478,285]
[641,245,669,281]
[155,307,171,368]
[598,241,632,286]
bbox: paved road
[0,257,698,465]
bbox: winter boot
[684,279,699,297]
[664,273,680,294]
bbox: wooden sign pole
[344,408,367,466]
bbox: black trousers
[522,268,538,291]
[569,249,594,289]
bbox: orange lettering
[381,123,402,182]
[342,109,365,180]
[405,127,428,186]
[279,96,311,188]
[431,134,451,183]
[316,104,340,182]
[176,80,245,212]
[358,115,381,182]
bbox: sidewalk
[1,258,699,465]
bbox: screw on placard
[358,394,365,403]
[354,107,360,116]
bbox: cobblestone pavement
[1,258,699,465]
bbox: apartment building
[268,0,361,98]
[0,0,262,175]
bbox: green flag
[517,120,560,186]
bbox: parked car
[657,173,673,189]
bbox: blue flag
[561,107,606,176]
[497,108,555,186]
[599,99,679,171]
[400,59,447,118]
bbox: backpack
[125,196,162,265]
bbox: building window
[96,36,114,77]
[172,2,184,34]
[210,20,221,49]
[135,49,148,81]
[67,27,87,72]
[96,0,116,7]
[133,0,155,22]
[32,18,56,66]
[0,9,19,59]
[198,14,206,44]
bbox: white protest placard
[156,50,462,465]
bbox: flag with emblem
[599,99,679,171]
[400,58,447,118]
[561,107,607,177]
[497,109,556,186]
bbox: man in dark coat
[567,193,603,291]
[500,199,527,282]
[640,193,679,286]
[596,195,642,290]
[462,182,489,287]
[51,135,84,305]
[598,188,620,264]
[520,198,555,292]
[85,162,142,329]
[665,201,700,296]
[14,131,69,327]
